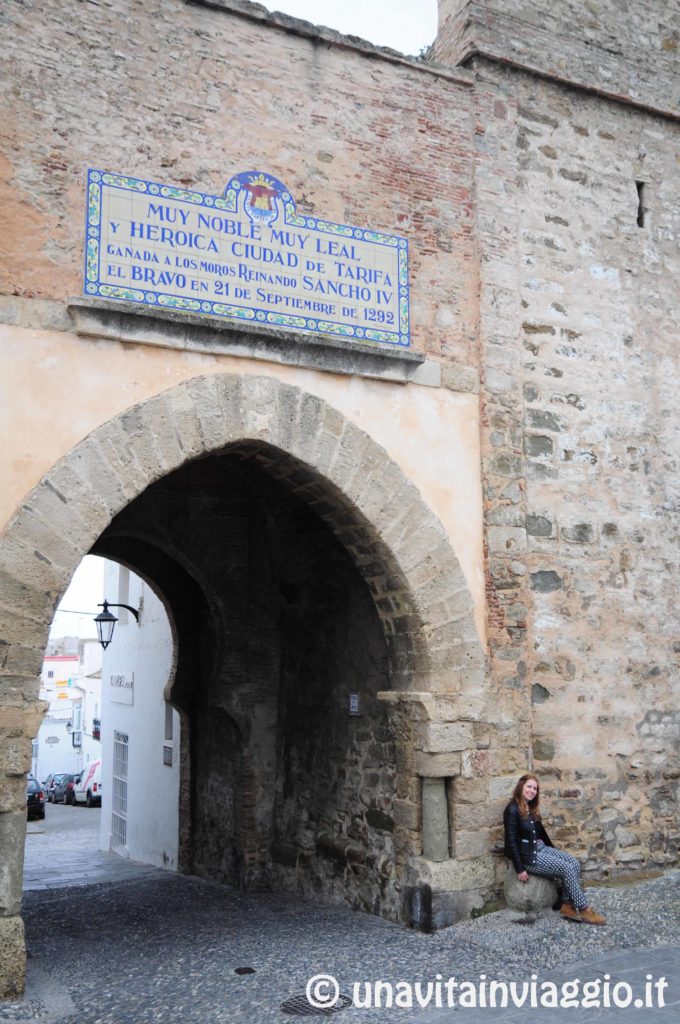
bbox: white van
[73,759,102,807]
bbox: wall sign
[84,169,409,348]
[110,672,134,706]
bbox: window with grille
[111,731,129,854]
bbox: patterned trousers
[527,843,589,910]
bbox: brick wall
[0,0,478,366]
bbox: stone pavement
[410,945,680,1023]
[3,808,678,1024]
[23,804,162,892]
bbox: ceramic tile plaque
[85,169,410,347]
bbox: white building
[99,562,179,870]
[34,638,102,783]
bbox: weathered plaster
[0,323,486,641]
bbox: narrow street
[24,803,159,891]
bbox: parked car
[72,760,102,807]
[64,773,79,805]
[52,773,78,804]
[44,772,69,803]
[26,778,45,820]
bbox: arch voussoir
[94,419,160,503]
[290,391,324,461]
[184,375,230,452]
[164,384,211,462]
[326,420,373,494]
[271,381,303,455]
[65,436,131,519]
[137,393,189,473]
[238,374,281,441]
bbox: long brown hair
[512,773,541,819]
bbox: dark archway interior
[93,445,399,918]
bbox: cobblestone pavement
[3,807,678,1023]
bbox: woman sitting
[503,773,606,925]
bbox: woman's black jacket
[503,801,553,873]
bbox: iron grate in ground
[280,993,353,1016]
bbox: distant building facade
[99,563,180,869]
[33,639,102,784]
[0,0,678,997]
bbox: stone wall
[432,13,680,873]
[512,64,680,871]
[435,0,680,116]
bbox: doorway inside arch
[90,443,400,920]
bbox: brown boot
[580,906,606,925]
[560,902,582,922]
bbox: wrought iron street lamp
[93,599,140,649]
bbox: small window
[636,181,646,228]
[47,670,54,679]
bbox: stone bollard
[503,863,558,922]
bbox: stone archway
[0,372,484,995]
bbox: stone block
[415,752,462,777]
[406,884,487,931]
[455,799,505,830]
[5,506,81,578]
[344,444,390,508]
[0,739,33,778]
[0,644,45,678]
[414,854,496,891]
[454,777,489,803]
[393,799,418,831]
[441,363,480,394]
[239,375,280,441]
[214,374,246,440]
[23,481,102,558]
[164,385,206,459]
[294,391,324,452]
[88,423,151,504]
[525,434,554,457]
[0,777,29,814]
[431,694,485,723]
[526,514,553,537]
[421,778,448,861]
[0,606,51,649]
[41,461,111,534]
[461,750,491,779]
[527,409,563,432]
[419,722,474,753]
[0,916,25,998]
[530,570,562,592]
[0,811,26,915]
[136,395,186,474]
[184,375,226,452]
[489,774,521,801]
[273,383,302,454]
[533,737,555,761]
[561,523,594,543]
[504,867,557,920]
[454,828,492,860]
